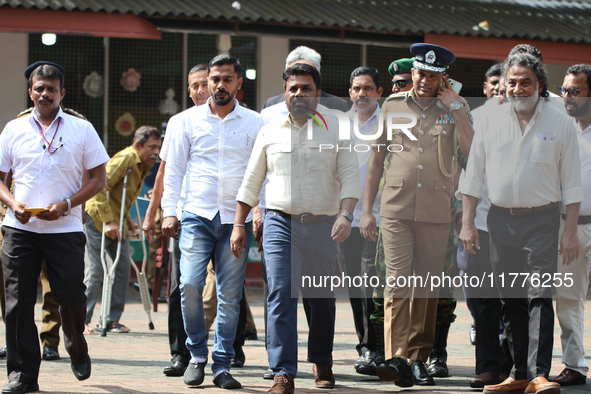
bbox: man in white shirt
[551,64,591,387]
[341,66,383,376]
[461,54,583,394]
[161,55,264,390]
[0,62,109,393]
[230,63,361,394]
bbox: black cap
[409,43,455,73]
[24,61,65,80]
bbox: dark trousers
[2,227,88,384]
[168,235,190,364]
[487,207,559,381]
[337,228,377,355]
[471,230,513,375]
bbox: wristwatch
[63,198,71,216]
[340,211,354,223]
[450,101,463,111]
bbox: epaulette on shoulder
[17,107,33,118]
[63,108,87,120]
[385,92,408,103]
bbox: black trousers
[2,227,88,384]
[168,234,190,364]
[337,228,378,355]
[472,230,513,375]
[487,206,559,381]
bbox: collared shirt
[237,113,362,215]
[86,145,151,238]
[373,89,463,223]
[463,99,583,208]
[346,103,381,227]
[0,107,109,234]
[162,99,264,223]
[160,129,186,219]
[562,120,591,215]
[261,101,331,125]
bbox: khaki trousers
[381,218,448,361]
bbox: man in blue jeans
[231,63,361,394]
[161,54,264,390]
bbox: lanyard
[34,117,62,154]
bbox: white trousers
[557,218,591,375]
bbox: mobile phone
[447,78,462,94]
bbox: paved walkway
[1,286,590,393]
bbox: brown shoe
[313,363,335,388]
[471,372,503,388]
[524,376,560,394]
[483,377,529,393]
[267,373,295,394]
[551,368,586,386]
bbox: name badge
[435,114,454,125]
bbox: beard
[211,88,235,106]
[565,97,591,118]
[509,90,539,113]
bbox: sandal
[107,322,131,333]
[83,324,94,335]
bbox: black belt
[267,209,333,224]
[561,213,591,225]
[491,202,558,216]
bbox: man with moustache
[361,43,474,388]
[142,64,208,377]
[230,63,361,394]
[84,126,161,334]
[161,55,264,389]
[0,61,109,393]
[342,66,383,376]
[461,54,583,394]
[550,64,591,387]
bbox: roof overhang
[0,7,161,39]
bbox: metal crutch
[128,199,155,330]
[99,169,131,337]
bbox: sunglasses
[392,79,413,89]
[559,86,589,97]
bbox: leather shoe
[484,377,529,393]
[71,354,91,381]
[411,360,434,386]
[163,360,187,376]
[551,368,586,386]
[42,346,60,361]
[263,368,274,380]
[1,381,39,393]
[354,350,377,376]
[376,357,413,387]
[0,346,6,359]
[213,371,241,389]
[312,363,335,388]
[471,372,503,388]
[230,347,245,368]
[524,376,560,394]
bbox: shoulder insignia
[63,107,87,120]
[17,107,33,118]
[385,92,407,102]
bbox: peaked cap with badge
[410,43,456,73]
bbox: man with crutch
[84,126,161,334]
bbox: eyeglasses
[559,86,589,97]
[392,79,413,89]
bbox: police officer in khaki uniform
[360,43,473,388]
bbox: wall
[0,33,28,130]
[257,37,288,110]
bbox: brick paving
[1,286,590,393]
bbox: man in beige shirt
[461,54,583,394]
[230,63,361,394]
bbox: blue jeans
[263,211,337,378]
[179,211,251,374]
